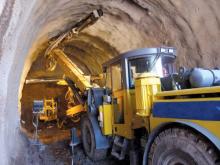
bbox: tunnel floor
[25,141,121,165]
[19,133,127,165]
[19,120,128,165]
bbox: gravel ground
[17,122,129,165]
[22,139,128,165]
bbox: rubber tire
[147,128,220,165]
[80,116,108,161]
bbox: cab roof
[102,47,176,69]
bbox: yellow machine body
[103,74,161,139]
[150,117,220,142]
[109,89,149,139]
[135,73,161,117]
[149,87,220,142]
[99,104,113,135]
[39,98,57,121]
[100,74,220,150]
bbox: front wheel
[144,128,219,165]
[80,116,108,161]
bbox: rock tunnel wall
[0,0,220,164]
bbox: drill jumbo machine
[81,47,220,164]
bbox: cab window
[111,63,122,91]
[128,56,162,88]
[105,67,112,89]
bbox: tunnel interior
[20,32,119,143]
[1,0,220,164]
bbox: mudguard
[88,114,110,149]
[177,121,220,150]
[86,88,110,149]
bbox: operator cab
[101,47,176,138]
[103,47,177,90]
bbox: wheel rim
[158,149,196,165]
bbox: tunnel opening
[19,32,119,138]
[19,30,121,163]
[1,0,220,164]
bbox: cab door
[111,62,124,124]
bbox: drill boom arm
[44,9,103,93]
[51,48,92,93]
[45,9,103,57]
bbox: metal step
[111,136,129,160]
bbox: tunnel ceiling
[26,0,220,80]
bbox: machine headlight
[168,49,174,53]
[160,48,167,53]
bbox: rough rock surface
[0,0,220,164]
